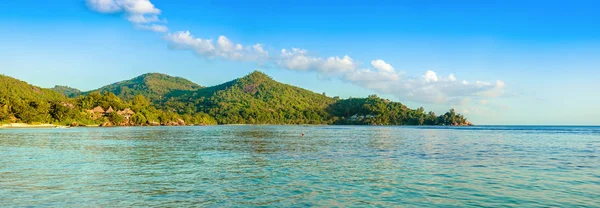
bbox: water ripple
[0,126,599,207]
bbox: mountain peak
[164,70,336,124]
[0,74,65,101]
[138,72,170,78]
[132,73,177,82]
[50,85,81,97]
[239,70,274,84]
[248,70,268,76]
[89,72,202,101]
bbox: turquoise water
[0,126,598,207]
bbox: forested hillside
[0,74,214,126]
[88,73,203,102]
[0,71,471,126]
[163,71,336,124]
[1,75,66,123]
[162,71,470,125]
[50,85,81,97]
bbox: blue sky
[1,0,599,125]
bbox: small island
[0,71,471,127]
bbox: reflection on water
[0,126,599,207]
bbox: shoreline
[0,123,204,129]
[0,123,61,129]
[0,122,476,129]
[0,123,105,129]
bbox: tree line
[0,72,470,126]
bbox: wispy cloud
[87,0,505,105]
[135,24,168,32]
[164,31,269,61]
[346,69,505,103]
[277,48,357,75]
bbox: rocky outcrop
[450,121,474,126]
[100,122,113,127]
[163,121,179,126]
[148,121,161,126]
[68,122,87,127]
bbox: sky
[1,0,599,125]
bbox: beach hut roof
[106,106,114,113]
[117,108,135,116]
[90,106,105,113]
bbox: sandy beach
[0,123,60,129]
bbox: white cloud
[120,0,160,14]
[136,24,168,32]
[448,74,457,81]
[321,56,356,74]
[162,29,505,104]
[371,59,395,73]
[165,31,215,56]
[86,0,121,13]
[217,36,234,52]
[88,0,506,105]
[346,69,504,103]
[278,48,356,75]
[252,44,268,57]
[279,48,316,71]
[345,69,400,93]
[87,0,160,14]
[477,80,505,98]
[423,70,439,82]
[165,31,268,61]
[126,14,161,24]
[86,0,166,32]
[292,56,503,104]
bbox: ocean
[1,126,598,207]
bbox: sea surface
[0,126,598,207]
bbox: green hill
[0,75,65,102]
[164,71,336,124]
[50,85,81,97]
[327,95,469,125]
[0,74,212,126]
[163,71,471,125]
[89,73,202,102]
[0,74,67,123]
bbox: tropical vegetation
[0,71,470,126]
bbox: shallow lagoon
[1,126,598,207]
